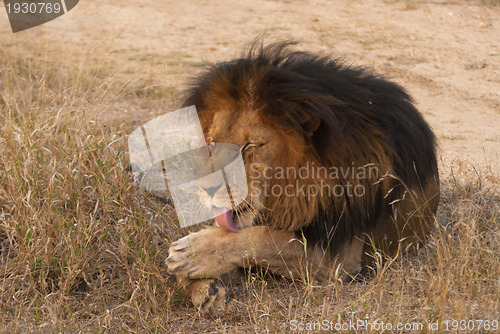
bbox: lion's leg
[167,226,315,281]
[167,226,365,282]
[167,226,369,316]
[167,226,314,316]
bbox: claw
[188,268,199,277]
[166,260,190,273]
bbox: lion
[166,41,440,316]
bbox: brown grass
[1,9,499,334]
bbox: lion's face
[197,107,307,230]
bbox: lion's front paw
[185,270,245,317]
[166,228,239,281]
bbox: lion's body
[167,42,440,315]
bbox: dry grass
[1,13,499,334]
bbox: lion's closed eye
[240,142,263,154]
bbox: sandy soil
[2,0,498,172]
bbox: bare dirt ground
[0,0,499,332]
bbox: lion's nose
[203,184,223,197]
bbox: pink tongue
[215,208,239,232]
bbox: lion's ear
[300,114,321,136]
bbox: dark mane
[182,41,438,255]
